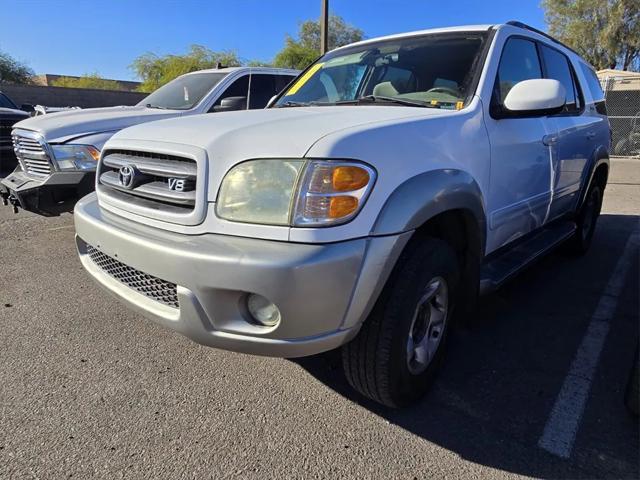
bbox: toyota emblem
[118,165,135,189]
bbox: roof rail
[505,20,581,57]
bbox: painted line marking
[538,229,639,458]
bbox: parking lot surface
[1,158,638,479]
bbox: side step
[479,221,577,295]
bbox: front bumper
[1,169,95,215]
[74,193,410,357]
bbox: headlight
[51,144,100,171]
[216,159,376,227]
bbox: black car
[0,91,30,178]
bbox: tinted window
[140,72,227,110]
[275,75,294,93]
[540,44,580,112]
[210,75,249,111]
[579,63,605,102]
[0,93,17,109]
[496,38,542,103]
[249,74,275,109]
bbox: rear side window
[579,63,605,102]
[540,44,581,112]
[496,38,542,103]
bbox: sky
[0,0,546,81]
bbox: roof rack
[505,20,581,57]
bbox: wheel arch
[578,145,609,209]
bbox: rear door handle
[586,132,596,140]
[542,134,558,146]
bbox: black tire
[566,183,603,256]
[342,237,459,408]
[625,345,639,417]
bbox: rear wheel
[342,237,459,408]
[566,183,603,255]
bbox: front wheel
[342,237,459,408]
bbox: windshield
[139,72,228,110]
[0,93,18,109]
[275,33,487,109]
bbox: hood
[0,107,29,120]
[12,105,181,143]
[111,106,450,159]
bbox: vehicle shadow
[294,214,640,479]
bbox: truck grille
[0,120,14,148]
[98,150,197,214]
[12,131,53,176]
[86,244,179,308]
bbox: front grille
[86,244,179,308]
[12,131,53,176]
[98,149,197,214]
[0,120,14,148]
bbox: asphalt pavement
[0,158,638,479]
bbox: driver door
[483,37,557,253]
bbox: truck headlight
[216,159,376,226]
[52,145,100,171]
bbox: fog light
[246,294,280,327]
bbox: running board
[479,221,577,295]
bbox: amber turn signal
[332,166,370,191]
[329,196,358,218]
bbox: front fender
[371,169,487,252]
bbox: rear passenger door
[539,43,593,219]
[484,37,556,252]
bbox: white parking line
[538,229,639,458]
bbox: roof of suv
[180,66,300,76]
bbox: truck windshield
[139,72,228,110]
[0,93,18,109]
[275,33,487,110]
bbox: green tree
[543,0,640,71]
[131,45,241,92]
[0,50,34,84]
[52,72,122,90]
[274,15,364,70]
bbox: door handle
[586,132,596,140]
[542,134,558,146]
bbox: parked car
[1,67,298,215]
[0,91,30,181]
[74,22,610,407]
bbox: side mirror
[20,103,34,113]
[266,95,278,108]
[214,96,247,112]
[502,79,566,116]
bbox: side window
[496,38,542,104]
[248,74,276,109]
[579,63,605,102]
[209,75,249,111]
[275,75,294,93]
[540,44,581,112]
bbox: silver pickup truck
[2,67,297,215]
[75,22,610,407]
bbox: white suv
[75,22,610,407]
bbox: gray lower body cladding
[74,193,410,357]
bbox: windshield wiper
[355,95,436,108]
[275,101,311,108]
[145,103,169,110]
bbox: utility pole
[320,0,329,55]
